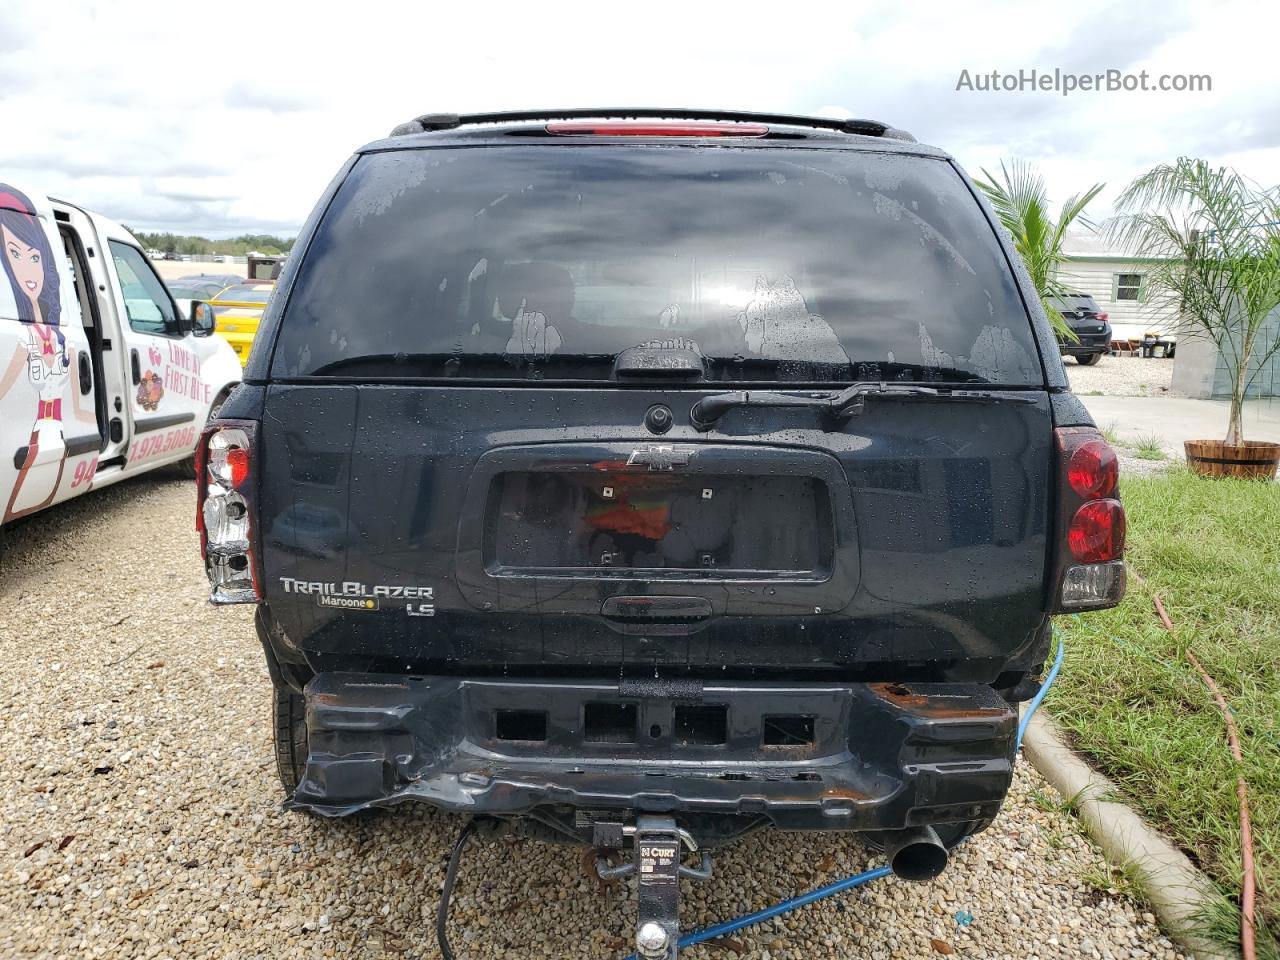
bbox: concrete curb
[1022,712,1237,960]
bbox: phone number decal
[131,425,197,463]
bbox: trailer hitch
[438,816,714,959]
[591,815,712,959]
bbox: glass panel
[1115,274,1143,301]
[217,284,272,304]
[109,241,177,335]
[276,147,1041,385]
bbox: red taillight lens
[544,121,769,137]
[1053,426,1127,610]
[1095,312,1109,323]
[227,447,250,489]
[1068,499,1126,563]
[1067,438,1118,499]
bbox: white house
[1056,226,1179,343]
[1057,226,1280,398]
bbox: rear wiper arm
[690,382,1036,431]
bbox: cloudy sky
[2,0,1277,239]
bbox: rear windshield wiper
[690,381,1038,431]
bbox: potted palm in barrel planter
[1111,159,1280,479]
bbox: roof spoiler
[389,108,915,142]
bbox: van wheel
[273,684,309,796]
[1077,352,1103,366]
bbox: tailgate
[257,385,1052,679]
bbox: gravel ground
[1063,355,1180,476]
[0,478,1188,960]
[1064,356,1179,399]
[1116,452,1172,478]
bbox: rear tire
[933,818,991,849]
[1077,352,1103,366]
[273,684,309,796]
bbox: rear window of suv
[272,146,1040,385]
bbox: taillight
[1052,427,1126,610]
[196,419,261,604]
[1066,438,1118,500]
[544,121,769,137]
[1068,499,1125,562]
[1095,312,1109,323]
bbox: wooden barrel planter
[1184,440,1280,479]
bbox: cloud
[151,177,241,203]
[797,0,1279,219]
[0,6,38,55]
[1037,0,1193,75]
[225,81,324,114]
[2,149,223,180]
[0,0,1274,238]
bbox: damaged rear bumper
[288,674,1017,835]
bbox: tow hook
[592,815,712,959]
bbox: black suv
[1053,292,1112,365]
[198,110,1125,944]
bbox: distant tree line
[124,228,297,257]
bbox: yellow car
[209,281,274,366]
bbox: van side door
[53,204,131,468]
[101,241,206,471]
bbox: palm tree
[1109,158,1280,446]
[974,161,1105,342]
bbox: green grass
[1131,434,1168,461]
[1051,468,1280,956]
[1079,859,1152,908]
[1029,785,1082,818]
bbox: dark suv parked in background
[1053,292,1112,365]
[197,110,1126,950]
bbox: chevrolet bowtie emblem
[626,445,693,471]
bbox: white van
[0,181,241,539]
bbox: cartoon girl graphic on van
[0,184,94,522]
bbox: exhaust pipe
[878,825,949,882]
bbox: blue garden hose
[625,639,1066,958]
[674,865,894,951]
[1017,634,1065,750]
[623,866,893,959]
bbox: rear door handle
[601,596,712,621]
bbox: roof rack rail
[389,108,915,142]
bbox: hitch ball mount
[592,815,714,959]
